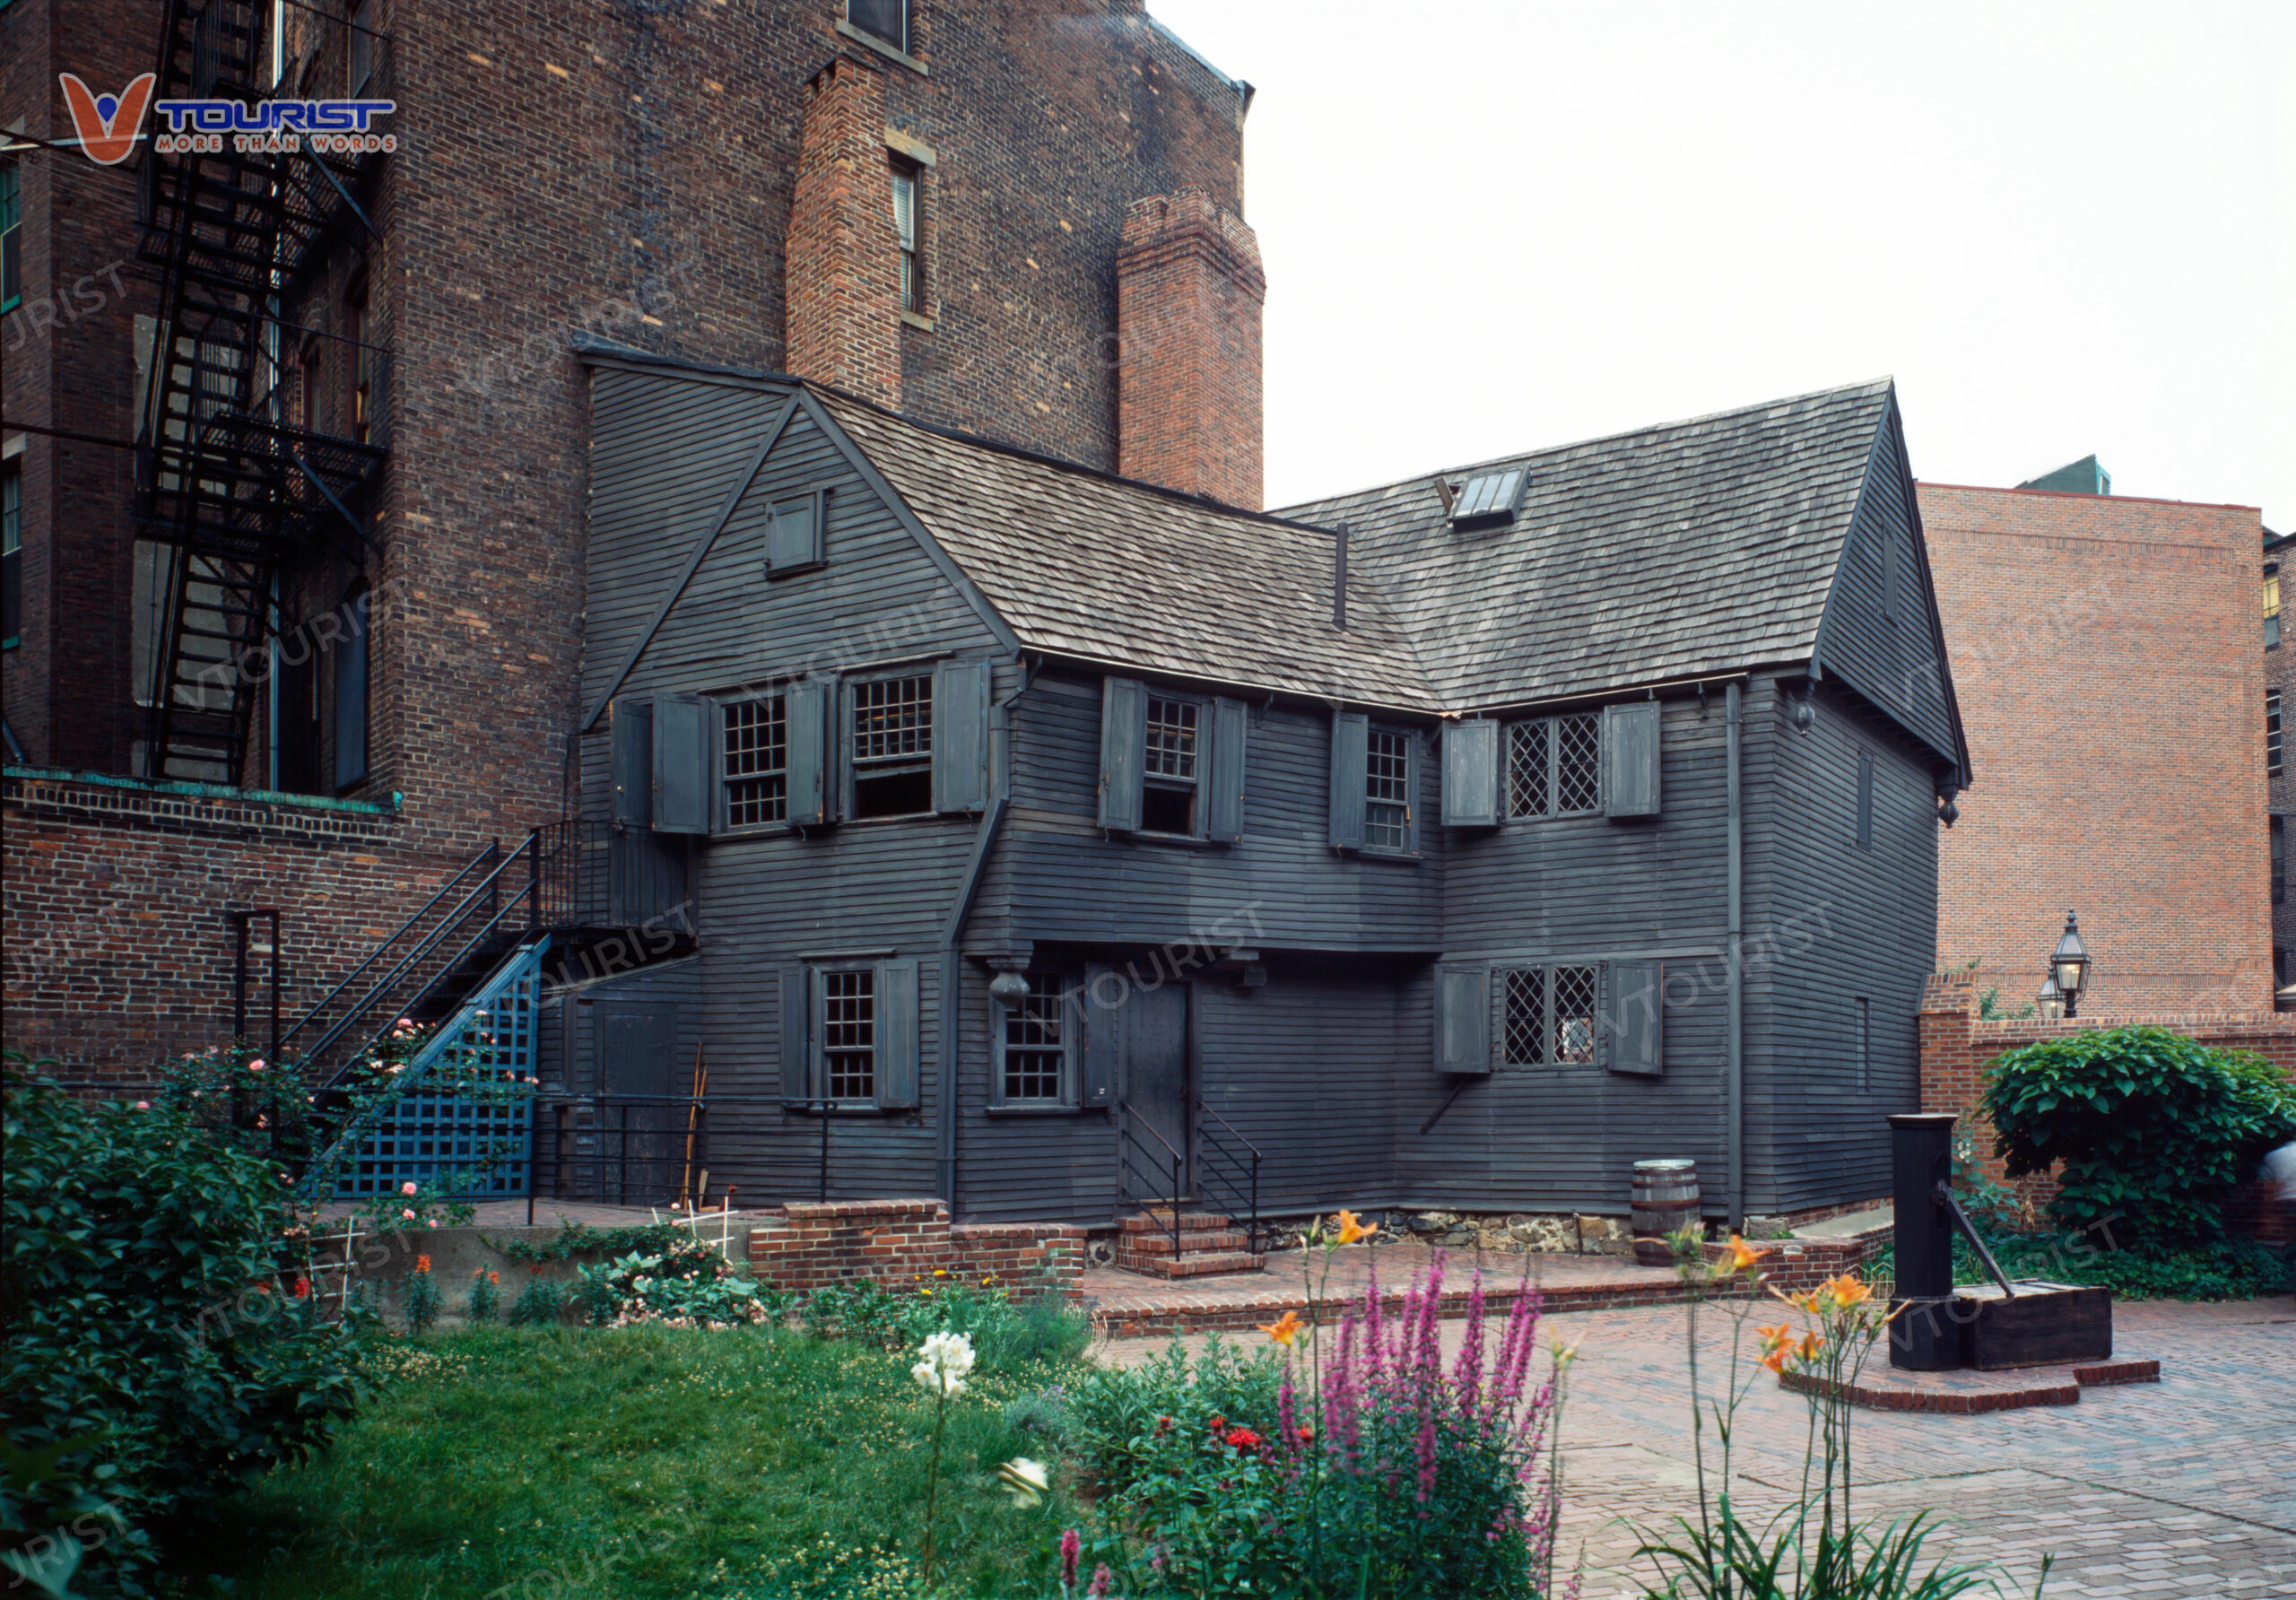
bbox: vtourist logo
[58,73,158,165]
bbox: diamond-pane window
[1503,969,1545,1065]
[1365,728,1411,849]
[1000,974,1067,1104]
[1506,721,1548,819]
[823,970,875,1100]
[1552,966,1597,1064]
[724,696,787,827]
[1553,714,1601,813]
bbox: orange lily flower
[1333,1210,1379,1246]
[1761,1347,1789,1374]
[1822,1273,1874,1309]
[1796,1331,1824,1361]
[1259,1309,1306,1347]
[1717,1234,1766,1275]
[1755,1323,1794,1354]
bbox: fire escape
[135,0,389,783]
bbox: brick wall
[1920,483,2272,1013]
[746,1198,1087,1302]
[1116,188,1265,509]
[785,52,902,408]
[1919,968,2295,1241]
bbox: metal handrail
[1117,1098,1184,1263]
[324,884,540,1081]
[1195,1100,1262,1253]
[285,839,498,1041]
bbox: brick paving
[1100,1292,2296,1598]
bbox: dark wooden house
[562,342,1970,1231]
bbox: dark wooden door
[597,1004,682,1203]
[1121,981,1191,1198]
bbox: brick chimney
[1116,190,1265,509]
[785,53,900,407]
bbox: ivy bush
[1982,1026,2296,1248]
[1,1067,372,1596]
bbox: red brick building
[2263,527,2292,989]
[3,0,1264,1075]
[1920,475,2272,1013]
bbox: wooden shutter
[652,692,709,833]
[778,965,810,1099]
[1206,696,1248,844]
[1062,984,1089,1109]
[1609,959,1663,1076]
[1080,962,1118,1107]
[786,680,829,826]
[1328,711,1369,850]
[1442,719,1500,827]
[765,488,824,576]
[932,659,992,812]
[875,958,920,1109]
[1857,748,1874,850]
[1097,676,1145,831]
[1433,963,1491,1074]
[611,697,653,827]
[1603,701,1661,819]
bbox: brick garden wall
[746,1198,1088,1302]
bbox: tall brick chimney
[1116,190,1265,509]
[785,53,900,407]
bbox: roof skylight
[1450,467,1526,526]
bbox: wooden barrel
[1631,1160,1700,1266]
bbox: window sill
[1131,829,1226,851]
[1502,808,1602,824]
[784,1100,900,1117]
[1351,846,1423,864]
[713,822,799,841]
[900,309,936,333]
[835,17,927,74]
[983,1103,1095,1117]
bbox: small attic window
[1450,467,1526,527]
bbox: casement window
[0,160,20,312]
[1856,997,1872,1093]
[333,583,370,790]
[2265,570,2281,649]
[720,692,788,828]
[1440,958,1661,1076]
[2271,691,2284,778]
[891,161,922,314]
[1856,749,1875,851]
[1505,713,1602,818]
[992,973,1080,1109]
[1100,678,1246,842]
[848,0,909,53]
[1,462,19,648]
[779,958,919,1109]
[850,672,933,817]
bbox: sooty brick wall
[1921,483,2271,1012]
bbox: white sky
[1151,1,2295,530]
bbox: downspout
[1726,681,1744,1229]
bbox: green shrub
[1982,1026,2296,1248]
[400,1261,443,1335]
[575,1242,777,1330]
[1065,1334,1284,1500]
[506,1273,568,1327]
[465,1267,502,1325]
[1,1067,370,1596]
[801,1274,1090,1373]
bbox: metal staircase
[134,0,390,782]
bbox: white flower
[910,1329,976,1396]
[997,1457,1049,1508]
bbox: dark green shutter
[932,660,991,812]
[1434,963,1490,1074]
[1206,696,1248,843]
[1328,711,1368,850]
[876,958,920,1109]
[652,691,709,833]
[1442,719,1500,827]
[765,488,824,576]
[1080,963,1118,1107]
[1609,960,1662,1076]
[778,965,810,1099]
[611,697,653,827]
[1098,677,1144,831]
[786,680,828,826]
[1603,701,1661,818]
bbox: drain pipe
[1726,680,1744,1229]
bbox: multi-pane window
[1365,728,1412,849]
[1502,969,1545,1065]
[2266,571,2282,649]
[346,0,375,97]
[1505,713,1600,818]
[0,160,21,310]
[1856,997,1872,1094]
[1551,966,1598,1063]
[891,163,922,314]
[724,696,787,827]
[1141,695,1199,834]
[1501,964,1601,1065]
[998,974,1068,1105]
[848,0,909,51]
[2271,690,2283,778]
[822,970,875,1100]
[852,674,932,817]
[2,464,20,647]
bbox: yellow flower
[1332,1209,1379,1246]
[934,1269,949,1278]
[1259,1309,1306,1347]
[1549,1335,1583,1369]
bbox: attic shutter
[765,488,824,576]
[875,957,920,1109]
[1097,677,1145,831]
[778,965,811,1099]
[1434,963,1491,1074]
[652,692,709,833]
[1442,719,1500,827]
[1609,959,1663,1076]
[1328,711,1369,850]
[612,697,652,827]
[1080,963,1118,1107]
[932,660,992,812]
[1206,696,1248,844]
[786,680,829,826]
[1603,702,1661,819]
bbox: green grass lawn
[176,1326,1083,1598]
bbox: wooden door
[596,1004,681,1204]
[1120,980,1192,1199]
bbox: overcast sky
[1151,2,2293,530]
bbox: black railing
[1118,1098,1185,1263]
[528,1091,783,1222]
[1195,1100,1262,1253]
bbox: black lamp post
[2048,911,2091,1019]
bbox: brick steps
[1113,1248,1266,1278]
[1111,1209,1265,1279]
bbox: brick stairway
[1114,1208,1264,1278]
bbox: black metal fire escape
[134,0,390,783]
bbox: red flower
[1297,1425,1315,1443]
[1206,1414,1226,1432]
[1224,1427,1265,1452]
[291,1276,311,1298]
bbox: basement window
[851,673,933,817]
[1140,695,1200,835]
[1449,467,1526,528]
[847,0,909,54]
[722,693,788,828]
